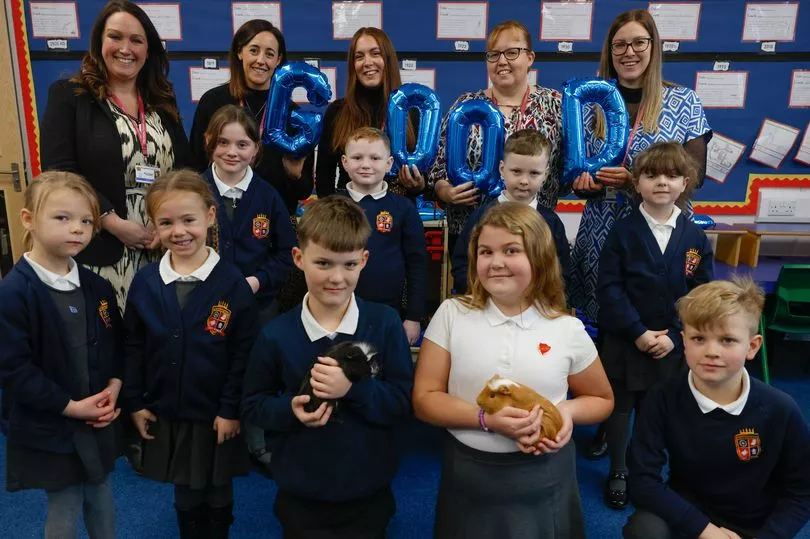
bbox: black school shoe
[585,426,608,460]
[604,471,629,510]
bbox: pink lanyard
[240,99,268,139]
[110,92,148,158]
[490,86,531,127]
[622,105,645,168]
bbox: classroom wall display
[12,0,810,215]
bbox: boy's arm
[0,286,72,414]
[627,388,713,537]
[254,192,296,299]
[402,202,428,322]
[756,404,810,539]
[242,328,302,432]
[451,208,480,295]
[596,229,646,340]
[543,210,571,288]
[343,310,415,427]
[218,285,258,420]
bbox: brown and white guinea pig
[476,374,563,441]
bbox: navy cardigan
[0,259,123,453]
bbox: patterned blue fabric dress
[569,85,712,322]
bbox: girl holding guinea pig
[413,202,614,539]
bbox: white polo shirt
[423,297,598,453]
[639,203,680,254]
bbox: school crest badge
[98,300,112,329]
[253,214,270,239]
[734,428,761,462]
[206,301,231,336]
[376,211,393,234]
[685,248,701,277]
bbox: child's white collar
[498,192,538,210]
[688,369,750,416]
[300,292,360,341]
[346,181,388,202]
[23,253,80,291]
[159,247,220,284]
[212,164,253,198]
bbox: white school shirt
[23,253,81,291]
[497,192,538,210]
[345,181,388,202]
[212,164,254,201]
[688,369,750,416]
[639,203,680,254]
[300,292,360,341]
[423,298,598,453]
[159,247,220,284]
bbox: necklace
[243,97,267,122]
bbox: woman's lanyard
[621,105,645,168]
[110,92,148,158]
[241,99,268,139]
[489,85,531,128]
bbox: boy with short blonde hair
[624,278,810,539]
[242,196,415,538]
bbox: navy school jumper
[597,208,714,350]
[242,298,414,502]
[338,189,428,321]
[0,259,123,454]
[203,167,296,306]
[451,198,571,294]
[122,260,258,422]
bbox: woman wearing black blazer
[41,0,188,310]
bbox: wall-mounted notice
[695,71,747,108]
[788,70,810,108]
[795,123,810,165]
[401,69,437,90]
[190,67,230,102]
[749,119,800,169]
[540,1,593,41]
[137,3,183,41]
[436,2,487,40]
[232,3,281,33]
[333,2,382,39]
[706,133,746,183]
[742,2,798,42]
[30,2,80,39]
[648,2,700,41]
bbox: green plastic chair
[759,264,810,384]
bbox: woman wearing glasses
[427,20,565,255]
[567,9,712,510]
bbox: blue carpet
[2,347,809,538]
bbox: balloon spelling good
[561,78,629,187]
[446,99,505,198]
[387,83,442,173]
[262,62,332,157]
[690,214,716,230]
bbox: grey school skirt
[434,433,585,539]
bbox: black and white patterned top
[427,85,566,235]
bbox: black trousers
[274,486,395,539]
[624,509,757,539]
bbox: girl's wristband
[478,408,491,433]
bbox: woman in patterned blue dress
[569,9,712,324]
[569,9,712,463]
[427,20,566,256]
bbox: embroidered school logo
[98,300,112,329]
[538,342,551,355]
[734,428,761,462]
[684,248,701,277]
[376,211,393,234]
[206,301,231,336]
[252,214,270,239]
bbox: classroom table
[714,256,810,295]
[705,223,747,266]
[733,223,810,267]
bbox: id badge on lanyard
[111,92,159,185]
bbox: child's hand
[310,357,352,399]
[635,330,667,353]
[535,401,574,455]
[486,405,540,441]
[213,417,240,444]
[403,320,421,345]
[291,395,333,427]
[594,166,632,188]
[515,405,544,454]
[87,379,123,428]
[131,409,157,440]
[246,276,261,294]
[698,523,741,539]
[398,165,425,192]
[62,390,115,421]
[649,334,675,360]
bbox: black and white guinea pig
[298,341,379,414]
